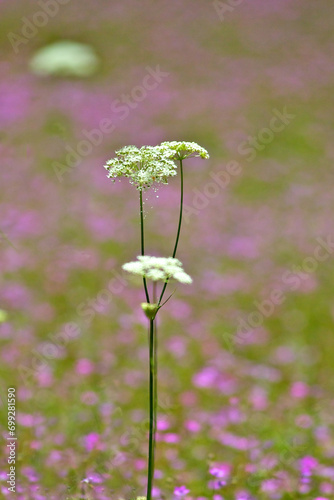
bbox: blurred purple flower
[291,381,309,399]
[174,485,190,496]
[209,464,231,479]
[83,432,100,452]
[82,472,104,484]
[185,420,201,433]
[193,367,218,388]
[76,358,94,375]
[300,455,318,475]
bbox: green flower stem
[157,158,184,306]
[140,189,150,303]
[172,158,184,258]
[153,317,158,477]
[146,318,156,500]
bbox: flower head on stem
[104,140,208,500]
[122,256,193,284]
[104,145,177,189]
[159,141,210,161]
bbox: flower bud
[141,303,159,320]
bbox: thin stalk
[171,158,184,259]
[158,158,184,306]
[140,188,150,303]
[146,318,156,500]
[153,317,158,474]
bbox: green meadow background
[0,1,333,498]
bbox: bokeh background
[1,1,334,498]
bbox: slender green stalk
[158,158,184,306]
[139,189,150,303]
[146,318,155,500]
[171,158,184,258]
[153,317,158,474]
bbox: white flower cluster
[160,141,210,160]
[104,141,209,189]
[122,256,192,284]
[104,145,177,189]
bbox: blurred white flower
[122,256,192,284]
[29,40,99,77]
[105,145,177,189]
